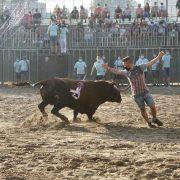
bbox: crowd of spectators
[21,9,42,29]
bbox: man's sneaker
[153,118,163,126]
[148,122,156,128]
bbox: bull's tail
[13,80,47,88]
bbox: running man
[102,51,165,128]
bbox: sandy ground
[0,86,179,180]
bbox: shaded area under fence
[0,48,180,85]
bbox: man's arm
[102,63,124,75]
[146,51,165,68]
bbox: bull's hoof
[88,117,100,123]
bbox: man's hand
[147,51,165,68]
[157,51,165,59]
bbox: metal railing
[0,23,180,49]
[0,47,180,85]
[0,0,30,48]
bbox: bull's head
[107,82,122,103]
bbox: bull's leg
[38,101,48,117]
[51,103,70,124]
[87,109,97,122]
[87,114,93,121]
[73,110,79,122]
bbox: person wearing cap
[102,51,165,128]
[74,57,87,80]
[91,55,106,80]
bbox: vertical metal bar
[36,49,39,82]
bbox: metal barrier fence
[67,47,180,85]
[1,24,180,49]
[0,48,179,85]
[69,25,180,48]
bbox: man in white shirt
[19,57,29,82]
[162,50,172,86]
[91,55,106,80]
[114,56,124,86]
[13,58,21,83]
[136,54,149,78]
[74,57,87,80]
[59,22,69,55]
[47,21,59,54]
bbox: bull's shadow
[63,120,180,144]
[98,122,180,144]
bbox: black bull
[14,78,122,123]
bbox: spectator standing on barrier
[47,20,59,54]
[162,50,172,87]
[59,21,69,55]
[144,2,150,19]
[136,54,149,78]
[91,55,106,80]
[136,4,144,22]
[74,57,87,80]
[122,4,131,22]
[19,57,29,82]
[102,51,165,128]
[13,58,21,83]
[176,0,180,21]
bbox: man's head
[79,57,82,61]
[138,4,141,8]
[166,50,169,55]
[140,54,144,59]
[122,56,134,70]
